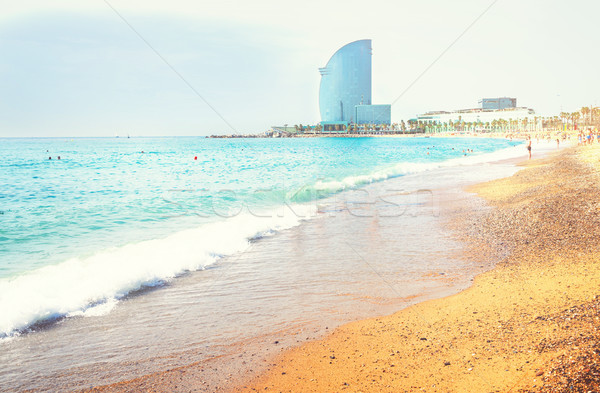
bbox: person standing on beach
[527,137,532,160]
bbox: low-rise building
[416,98,537,131]
[417,107,535,124]
[479,97,517,110]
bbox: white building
[417,107,536,124]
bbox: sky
[0,0,599,137]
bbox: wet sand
[231,145,600,392]
[69,146,539,393]
[76,180,490,393]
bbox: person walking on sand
[526,137,532,160]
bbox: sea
[0,136,538,391]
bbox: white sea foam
[0,204,317,338]
[315,139,569,200]
[67,298,118,318]
[0,141,552,339]
[308,143,535,194]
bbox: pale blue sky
[1,0,598,137]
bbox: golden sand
[235,146,600,393]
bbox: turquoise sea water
[0,136,519,338]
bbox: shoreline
[1,136,534,393]
[77,144,546,393]
[4,138,574,392]
[214,130,572,141]
[212,132,527,140]
[229,145,600,392]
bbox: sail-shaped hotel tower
[318,40,390,128]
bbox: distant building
[319,40,391,129]
[355,104,391,125]
[417,107,535,124]
[479,97,517,110]
[417,97,535,126]
[319,39,371,124]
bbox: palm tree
[592,107,600,128]
[560,112,570,128]
[581,107,590,125]
[500,119,508,131]
[571,112,581,129]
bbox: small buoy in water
[48,156,52,160]
[194,156,197,160]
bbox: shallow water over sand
[0,146,546,392]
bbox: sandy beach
[3,137,530,393]
[227,144,600,393]
[74,141,600,393]
[77,142,600,393]
[4,3,599,392]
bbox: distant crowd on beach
[578,129,600,145]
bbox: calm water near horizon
[0,136,534,391]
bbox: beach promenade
[232,145,600,392]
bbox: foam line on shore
[294,142,551,197]
[1,140,551,340]
[0,204,316,339]
[235,145,595,393]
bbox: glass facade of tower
[355,104,391,125]
[319,40,372,123]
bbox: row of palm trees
[289,107,600,135]
[558,106,600,129]
[412,118,539,133]
[416,106,600,134]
